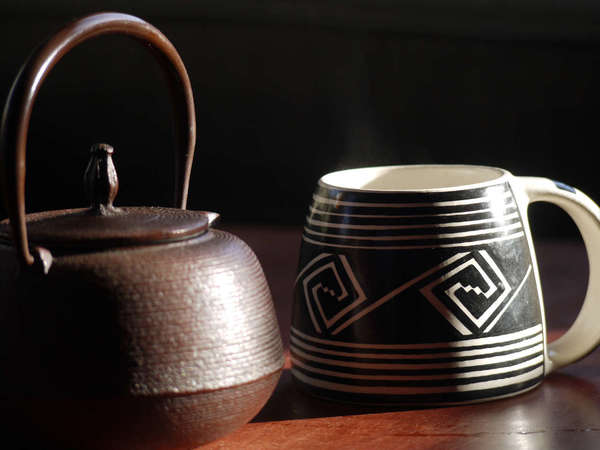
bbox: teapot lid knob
[0,140,212,250]
[84,143,120,215]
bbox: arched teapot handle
[0,12,196,267]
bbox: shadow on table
[1,364,598,446]
[253,364,600,423]
[252,368,430,423]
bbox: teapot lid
[0,144,210,250]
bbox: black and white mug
[291,165,600,405]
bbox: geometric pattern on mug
[420,250,517,336]
[298,253,367,334]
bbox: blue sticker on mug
[553,180,576,194]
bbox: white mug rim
[319,164,511,193]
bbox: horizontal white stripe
[302,231,526,250]
[312,191,512,208]
[306,213,520,231]
[291,354,544,381]
[290,333,543,360]
[291,324,543,350]
[291,343,544,370]
[309,204,517,219]
[304,222,523,241]
[292,365,544,395]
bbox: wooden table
[204,225,600,449]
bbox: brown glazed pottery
[0,12,283,450]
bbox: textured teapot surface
[0,225,283,449]
[0,12,283,450]
[0,228,283,396]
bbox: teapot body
[0,227,283,449]
[0,12,284,448]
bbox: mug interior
[320,165,507,192]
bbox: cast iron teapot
[0,12,283,450]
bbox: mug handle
[517,176,600,373]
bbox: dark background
[2,1,600,239]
